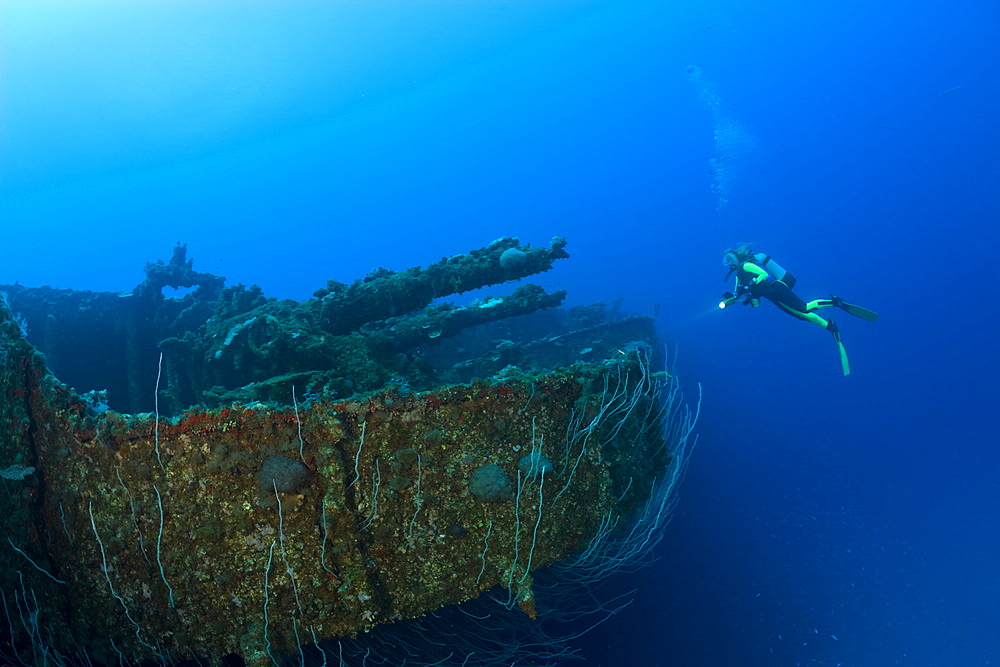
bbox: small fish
[937,85,963,98]
[831,634,839,640]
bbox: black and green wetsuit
[734,261,840,331]
[724,248,878,375]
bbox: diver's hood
[722,251,740,282]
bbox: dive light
[719,292,737,309]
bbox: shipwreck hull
[1,309,673,666]
[0,240,690,666]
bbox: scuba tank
[753,252,796,289]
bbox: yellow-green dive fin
[832,296,879,322]
[828,320,851,376]
[837,337,851,376]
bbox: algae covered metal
[0,238,691,666]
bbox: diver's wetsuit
[735,262,836,330]
[724,251,875,376]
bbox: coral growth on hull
[0,239,695,666]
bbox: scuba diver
[719,244,878,376]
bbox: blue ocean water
[2,1,998,666]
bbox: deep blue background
[2,1,998,665]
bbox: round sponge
[469,463,513,503]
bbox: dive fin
[840,301,879,322]
[827,320,851,376]
[837,337,850,376]
[831,296,879,322]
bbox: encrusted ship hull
[0,240,693,666]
